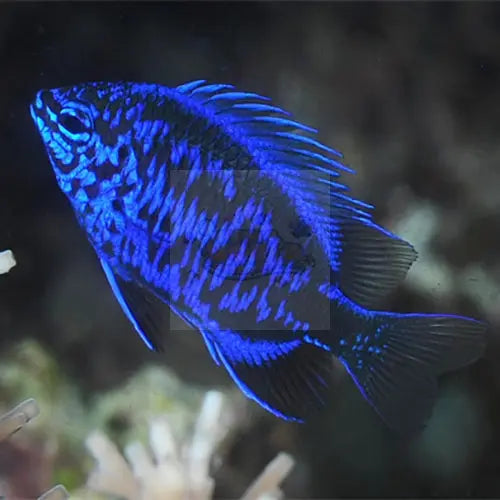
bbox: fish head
[30,82,134,213]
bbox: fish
[30,80,487,434]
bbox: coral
[0,399,39,446]
[74,391,294,500]
[0,254,68,499]
[0,399,68,500]
[0,249,16,275]
[0,248,294,498]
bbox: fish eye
[60,114,86,134]
[58,107,93,142]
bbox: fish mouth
[30,105,50,141]
[34,90,45,109]
[30,91,58,146]
[30,98,45,132]
[30,90,51,127]
[29,103,38,123]
[33,89,48,112]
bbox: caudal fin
[338,312,487,434]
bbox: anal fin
[207,330,334,421]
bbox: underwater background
[1,1,500,498]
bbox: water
[0,2,498,498]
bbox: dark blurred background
[1,1,500,498]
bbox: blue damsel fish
[31,80,487,433]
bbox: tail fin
[338,311,487,434]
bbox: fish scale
[31,79,487,433]
[129,163,317,334]
[92,118,325,334]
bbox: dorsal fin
[174,80,417,305]
[335,217,417,308]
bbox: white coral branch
[84,390,295,500]
[240,452,295,500]
[86,430,140,498]
[0,249,16,274]
[0,398,39,441]
[184,390,225,498]
[37,485,70,500]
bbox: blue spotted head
[30,82,139,214]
